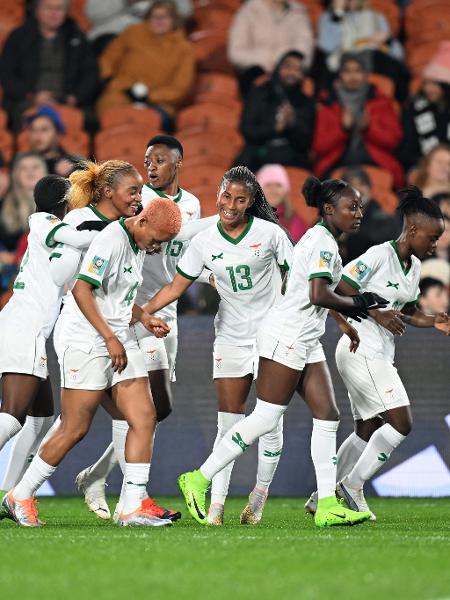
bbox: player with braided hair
[142,165,293,525]
[174,175,390,528]
[313,185,448,520]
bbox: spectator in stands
[0,0,99,132]
[414,144,450,198]
[400,44,450,171]
[0,153,48,253]
[97,0,195,127]
[313,54,404,188]
[318,0,408,101]
[418,277,449,315]
[433,193,450,262]
[235,51,315,172]
[25,105,80,177]
[340,166,400,261]
[228,0,314,95]
[256,164,307,243]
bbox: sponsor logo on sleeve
[350,260,371,282]
[319,250,333,268]
[45,215,60,224]
[88,256,109,276]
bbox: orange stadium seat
[299,0,324,31]
[184,184,219,216]
[407,42,442,78]
[0,2,25,50]
[68,0,91,32]
[182,153,233,169]
[194,72,240,105]
[0,110,8,130]
[178,131,242,165]
[284,167,319,226]
[95,127,157,176]
[99,106,162,132]
[189,30,232,73]
[177,102,241,134]
[194,5,234,31]
[180,164,226,192]
[331,165,397,214]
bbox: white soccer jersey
[0,212,68,338]
[341,240,421,362]
[176,216,293,345]
[61,219,145,355]
[260,221,342,345]
[136,184,201,321]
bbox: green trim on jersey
[77,274,101,288]
[146,183,182,203]
[317,220,338,239]
[45,222,68,248]
[341,274,360,290]
[217,215,254,245]
[119,218,139,255]
[389,240,411,275]
[176,265,198,281]
[403,296,419,310]
[88,204,112,223]
[308,272,333,284]
[279,259,290,271]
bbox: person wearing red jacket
[313,54,404,188]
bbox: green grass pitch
[1,496,449,600]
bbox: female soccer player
[170,175,389,528]
[332,186,448,519]
[0,175,99,493]
[142,166,293,525]
[2,196,182,527]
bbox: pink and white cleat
[118,498,173,527]
[1,490,44,527]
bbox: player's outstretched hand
[141,314,171,338]
[106,335,127,373]
[434,313,450,335]
[374,309,405,335]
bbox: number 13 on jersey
[225,265,253,292]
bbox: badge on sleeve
[45,215,60,224]
[88,256,109,276]
[350,260,371,282]
[319,250,333,268]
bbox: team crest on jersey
[249,243,262,257]
[88,256,109,276]
[350,260,371,282]
[45,215,60,224]
[319,250,333,268]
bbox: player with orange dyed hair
[2,195,183,528]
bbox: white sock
[122,462,150,514]
[336,431,367,482]
[13,454,57,500]
[210,412,245,505]
[311,418,339,500]
[256,416,284,492]
[86,443,117,483]
[345,423,406,490]
[200,400,287,481]
[112,420,128,475]
[0,414,22,456]
[2,416,54,491]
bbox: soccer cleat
[304,490,318,515]
[75,468,111,520]
[240,488,268,525]
[1,490,43,527]
[118,498,173,527]
[177,470,210,525]
[141,497,182,522]
[207,502,224,526]
[336,480,377,521]
[314,495,370,528]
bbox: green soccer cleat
[177,470,210,525]
[314,496,371,528]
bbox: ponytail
[398,185,443,220]
[302,175,352,216]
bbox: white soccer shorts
[257,330,325,371]
[213,343,258,379]
[335,336,410,421]
[131,320,178,382]
[0,326,48,380]
[60,345,148,390]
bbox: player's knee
[65,423,90,444]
